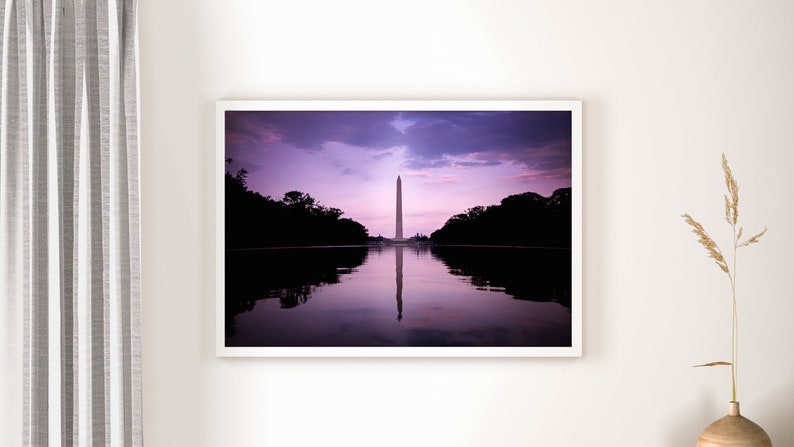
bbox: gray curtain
[1,1,142,446]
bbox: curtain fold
[1,1,142,446]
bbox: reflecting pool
[225,245,571,348]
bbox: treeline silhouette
[430,188,572,247]
[225,163,369,248]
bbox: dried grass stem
[682,153,766,403]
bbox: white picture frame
[216,100,582,357]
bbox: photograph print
[216,100,581,357]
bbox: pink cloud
[419,175,461,184]
[225,112,282,148]
[510,167,572,182]
[400,170,431,178]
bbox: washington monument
[395,175,404,241]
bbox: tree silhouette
[283,190,316,209]
[430,187,572,247]
[225,162,369,248]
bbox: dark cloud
[225,110,403,152]
[399,111,572,169]
[337,166,356,177]
[225,109,572,172]
[402,156,453,170]
[225,111,280,147]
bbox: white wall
[139,1,794,446]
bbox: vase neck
[729,401,740,416]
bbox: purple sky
[225,109,572,238]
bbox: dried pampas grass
[681,213,729,274]
[681,153,766,403]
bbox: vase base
[697,402,771,447]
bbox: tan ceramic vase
[697,402,771,447]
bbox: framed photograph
[216,100,582,357]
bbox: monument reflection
[395,245,403,321]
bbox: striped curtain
[1,1,142,446]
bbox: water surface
[225,245,571,347]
